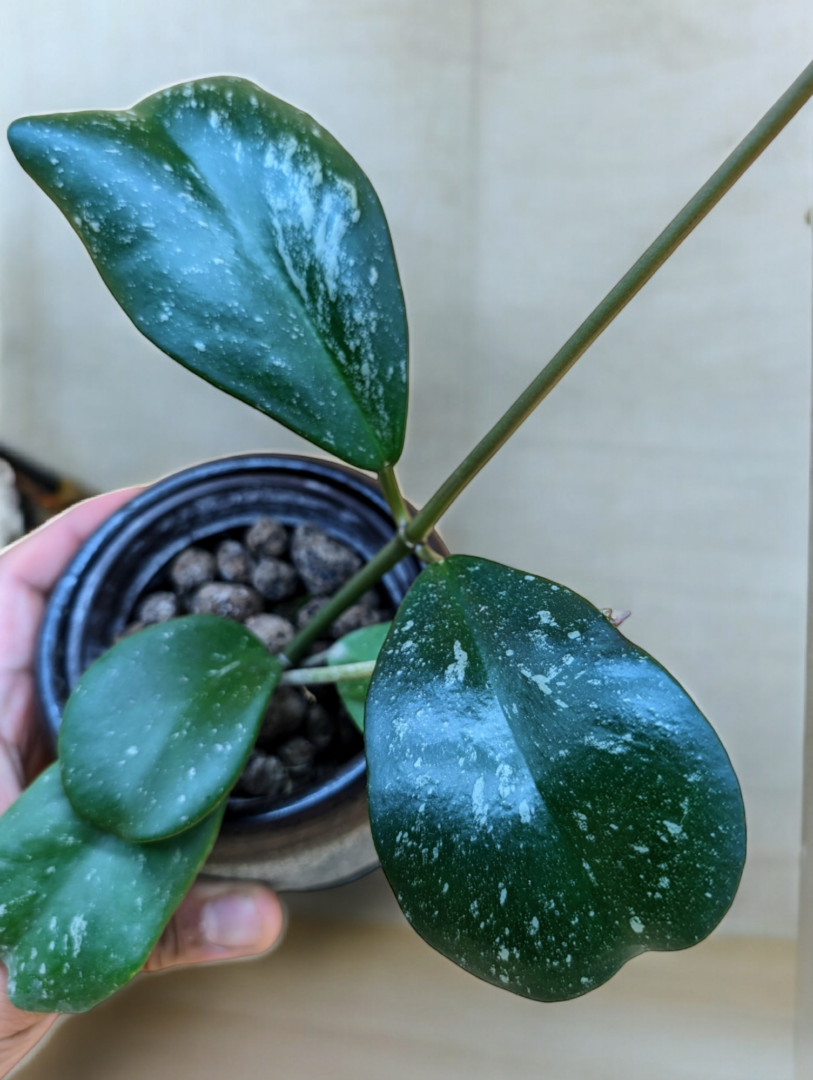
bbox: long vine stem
[284,57,813,666]
[404,58,813,545]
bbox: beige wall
[1,1,812,938]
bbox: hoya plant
[1,61,811,1013]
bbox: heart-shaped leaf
[365,556,745,1001]
[327,621,392,731]
[0,764,224,1013]
[8,76,408,470]
[60,615,280,842]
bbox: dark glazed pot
[36,453,431,890]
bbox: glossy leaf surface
[327,621,392,731]
[8,77,408,470]
[60,616,280,842]
[366,556,745,1001]
[0,765,223,1013]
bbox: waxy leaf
[366,556,745,1001]
[327,621,392,731]
[60,616,280,842]
[0,765,223,1013]
[8,76,408,470]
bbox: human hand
[0,490,284,1076]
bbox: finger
[0,487,142,596]
[144,881,285,973]
[0,966,57,1079]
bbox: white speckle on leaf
[630,916,645,934]
[69,915,87,957]
[445,641,468,687]
[521,664,559,696]
[518,800,532,824]
[125,746,138,757]
[584,733,630,755]
[582,860,598,886]
[663,820,684,837]
[472,777,487,827]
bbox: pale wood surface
[15,920,793,1080]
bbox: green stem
[281,660,376,685]
[283,534,409,664]
[416,543,444,565]
[378,465,411,528]
[285,58,813,659]
[402,58,813,543]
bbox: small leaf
[366,556,745,1001]
[8,76,408,470]
[327,621,392,731]
[0,764,223,1013]
[60,616,279,842]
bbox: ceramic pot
[36,453,434,890]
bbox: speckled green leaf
[8,76,408,470]
[60,616,280,842]
[327,621,392,731]
[366,556,745,1001]
[0,764,223,1013]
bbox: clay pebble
[330,601,384,639]
[245,516,288,559]
[278,735,316,780]
[296,596,329,630]
[290,524,362,596]
[251,557,299,602]
[170,546,216,592]
[240,751,288,799]
[136,591,180,625]
[306,703,335,751]
[216,539,254,584]
[258,685,310,744]
[190,581,263,621]
[244,612,295,653]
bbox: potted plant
[35,450,444,892]
[0,61,811,1014]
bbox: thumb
[0,966,57,1078]
[144,880,285,973]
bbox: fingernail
[201,892,264,948]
